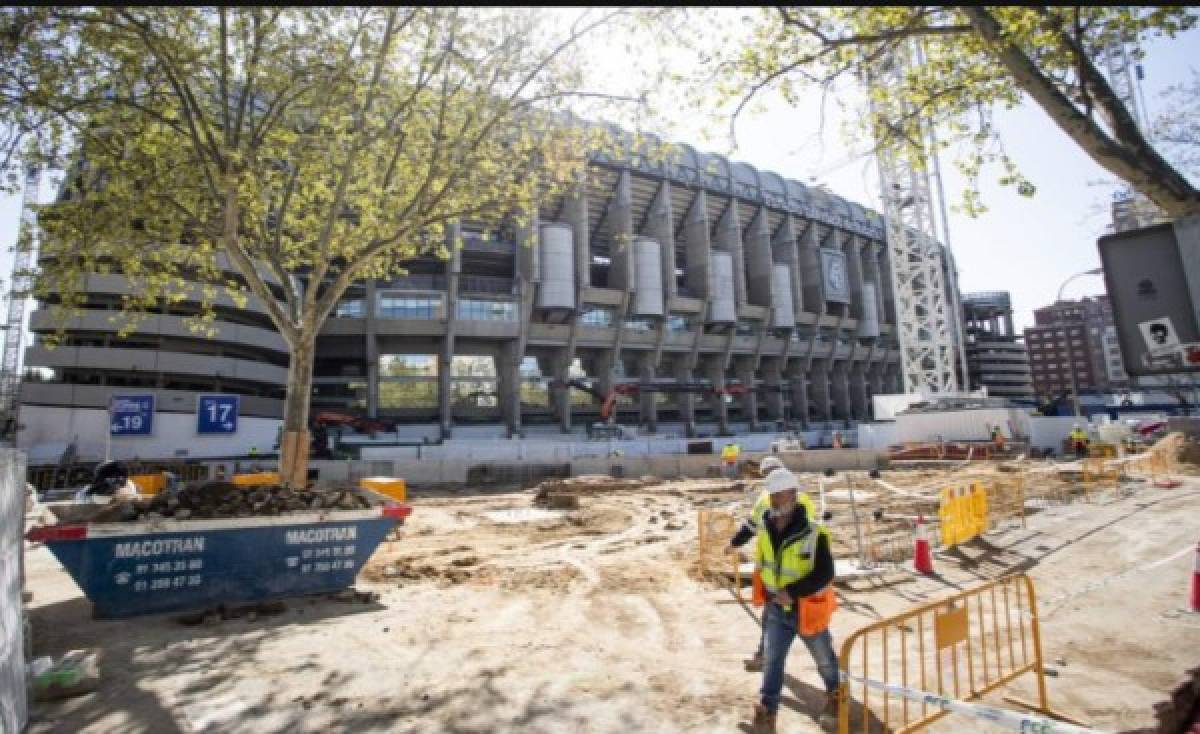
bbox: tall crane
[1102,29,1161,233]
[0,164,41,440]
[868,42,966,396]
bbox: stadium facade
[17,136,963,458]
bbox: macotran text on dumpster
[285,526,358,544]
[114,536,206,559]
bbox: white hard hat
[759,456,785,474]
[764,468,800,495]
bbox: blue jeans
[760,602,840,713]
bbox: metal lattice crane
[0,163,41,439]
[1102,30,1163,233]
[868,43,965,396]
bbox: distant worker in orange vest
[990,424,1006,451]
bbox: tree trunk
[280,336,315,487]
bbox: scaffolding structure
[0,164,41,439]
[869,43,963,396]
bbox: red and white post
[913,515,935,575]
[1190,541,1200,614]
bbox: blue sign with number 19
[197,394,239,434]
[110,395,154,436]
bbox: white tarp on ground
[0,449,28,732]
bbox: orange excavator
[554,379,751,436]
[310,411,395,458]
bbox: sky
[1,11,1197,358]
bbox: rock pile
[89,482,376,523]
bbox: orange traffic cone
[1190,541,1200,613]
[913,515,935,575]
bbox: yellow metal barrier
[837,574,1084,733]
[938,483,989,548]
[359,476,406,502]
[129,473,167,496]
[231,471,281,487]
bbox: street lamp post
[1055,268,1105,418]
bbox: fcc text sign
[197,394,239,434]
[109,395,154,436]
[1098,215,1200,376]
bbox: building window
[456,298,517,321]
[379,354,437,377]
[623,317,656,332]
[580,306,614,327]
[335,298,364,318]
[667,315,690,333]
[378,292,442,319]
[378,380,437,409]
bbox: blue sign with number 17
[197,394,239,434]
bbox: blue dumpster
[27,505,411,618]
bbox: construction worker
[750,468,839,733]
[729,460,817,673]
[721,442,741,479]
[248,445,259,459]
[1069,423,1089,459]
[990,424,1006,451]
[831,430,842,449]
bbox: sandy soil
[21,467,1200,733]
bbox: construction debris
[85,482,377,523]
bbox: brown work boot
[743,652,764,672]
[751,703,776,734]
[817,691,840,730]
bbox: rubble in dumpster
[85,482,378,523]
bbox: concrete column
[715,201,747,306]
[870,363,885,399]
[797,219,824,313]
[773,215,803,316]
[498,342,522,437]
[439,223,462,438]
[736,357,760,431]
[786,361,810,429]
[607,170,635,291]
[553,352,572,433]
[761,358,785,426]
[365,279,379,419]
[644,181,676,301]
[810,361,832,423]
[830,362,850,422]
[705,358,731,435]
[745,207,774,309]
[682,190,713,299]
[674,361,696,437]
[637,353,658,434]
[565,170,591,288]
[846,236,866,321]
[850,362,868,420]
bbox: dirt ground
[21,465,1200,733]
